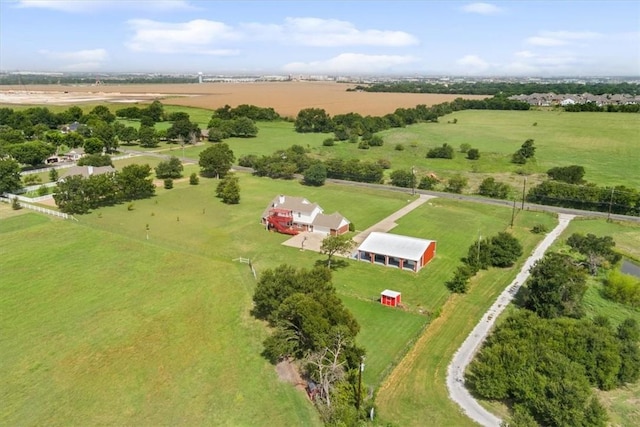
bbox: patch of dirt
[276,358,307,392]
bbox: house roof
[358,232,435,261]
[381,289,401,298]
[262,195,321,218]
[312,212,349,229]
[60,165,115,180]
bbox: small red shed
[381,289,401,307]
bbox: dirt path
[445,213,575,426]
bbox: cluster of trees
[564,102,640,113]
[53,164,155,214]
[468,237,640,426]
[511,139,536,164]
[252,265,366,424]
[0,74,201,85]
[205,104,279,141]
[467,311,639,426]
[426,143,454,159]
[350,81,640,96]
[211,104,280,121]
[294,96,530,140]
[526,181,640,216]
[567,233,621,275]
[446,232,523,293]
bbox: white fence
[0,196,76,220]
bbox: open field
[2,171,557,425]
[0,82,487,118]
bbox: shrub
[445,174,467,193]
[602,270,640,307]
[164,178,173,189]
[189,172,199,185]
[377,158,391,169]
[357,140,370,149]
[238,154,257,168]
[322,138,335,147]
[459,143,471,153]
[466,148,480,160]
[426,143,454,159]
[531,224,548,234]
[478,177,509,199]
[11,197,21,210]
[23,174,42,185]
[49,168,59,182]
[368,135,384,146]
[418,175,439,190]
[395,143,405,151]
[37,185,49,196]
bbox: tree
[566,233,621,275]
[0,158,22,194]
[78,154,113,167]
[303,163,327,186]
[53,174,91,214]
[199,143,235,178]
[444,174,467,193]
[10,141,55,167]
[294,108,333,133]
[189,172,199,185]
[547,165,586,184]
[231,117,258,137]
[478,177,510,199]
[522,252,587,319]
[512,139,536,164]
[489,232,523,267]
[418,175,439,190]
[93,122,118,154]
[445,264,474,293]
[215,172,240,204]
[154,156,184,179]
[138,125,158,148]
[466,148,480,160]
[118,126,138,145]
[320,235,356,269]
[83,137,104,155]
[389,169,416,188]
[89,105,115,123]
[48,168,58,182]
[167,118,200,142]
[144,100,164,122]
[117,164,155,201]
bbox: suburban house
[62,147,86,162]
[261,195,350,236]
[58,165,116,181]
[356,231,437,272]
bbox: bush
[478,177,510,199]
[238,154,258,168]
[49,168,59,182]
[395,143,405,151]
[603,270,640,307]
[446,265,474,293]
[531,224,548,234]
[466,148,480,160]
[164,178,173,189]
[427,143,454,159]
[23,174,42,185]
[357,140,370,149]
[445,174,467,193]
[418,175,439,190]
[368,135,384,147]
[377,158,391,169]
[155,156,183,179]
[322,138,335,147]
[11,197,21,210]
[189,172,199,185]
[37,185,49,196]
[459,143,471,153]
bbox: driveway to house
[446,213,575,427]
[281,194,436,253]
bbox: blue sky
[1,0,639,76]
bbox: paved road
[445,213,575,427]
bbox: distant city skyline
[1,0,639,77]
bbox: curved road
[446,214,575,426]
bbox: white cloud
[456,54,490,71]
[282,53,418,73]
[278,17,418,47]
[40,48,108,62]
[527,30,602,46]
[126,19,240,55]
[461,3,503,15]
[16,0,195,12]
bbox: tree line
[467,233,640,426]
[349,81,640,96]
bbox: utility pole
[356,357,364,411]
[607,187,614,222]
[521,176,527,210]
[411,166,416,196]
[510,199,517,228]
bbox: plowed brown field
[0,82,488,117]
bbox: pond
[621,259,640,279]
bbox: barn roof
[357,232,434,261]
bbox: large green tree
[154,156,183,179]
[10,141,55,167]
[522,252,587,319]
[294,108,333,133]
[303,163,327,186]
[0,158,23,194]
[117,164,155,201]
[198,143,235,178]
[215,172,240,204]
